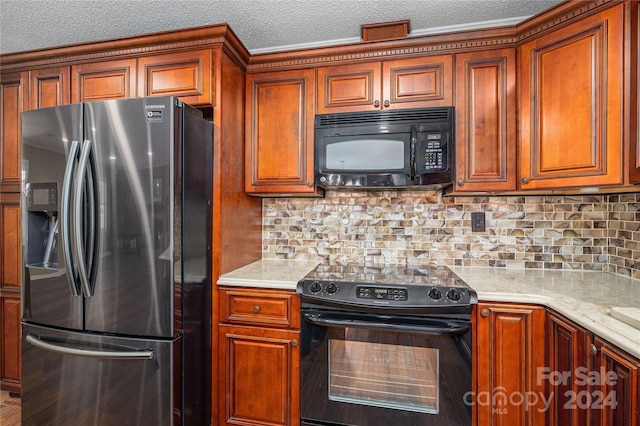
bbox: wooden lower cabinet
[546,311,592,426]
[592,337,639,426]
[218,287,300,426]
[544,310,640,426]
[0,191,21,393]
[474,302,547,426]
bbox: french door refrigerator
[20,96,212,425]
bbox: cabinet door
[453,48,516,193]
[1,72,27,185]
[246,68,320,195]
[71,59,137,102]
[546,312,591,426]
[629,1,640,183]
[317,62,382,113]
[1,192,21,393]
[29,66,70,109]
[592,337,639,426]
[519,5,624,190]
[137,50,213,105]
[219,325,300,426]
[382,55,453,109]
[317,56,453,114]
[1,296,21,393]
[475,303,546,426]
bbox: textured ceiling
[0,0,564,56]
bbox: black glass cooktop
[303,263,472,288]
[298,263,477,313]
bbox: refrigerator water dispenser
[26,182,59,269]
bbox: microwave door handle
[302,312,469,336]
[410,125,417,180]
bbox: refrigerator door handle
[25,334,155,360]
[74,139,94,297]
[61,139,82,297]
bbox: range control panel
[298,279,476,310]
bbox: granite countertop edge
[218,260,640,359]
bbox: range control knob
[447,288,461,301]
[326,282,338,294]
[428,288,442,300]
[309,281,322,293]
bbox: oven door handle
[302,312,470,336]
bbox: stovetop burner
[297,264,477,315]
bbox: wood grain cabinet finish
[474,303,547,426]
[316,55,453,113]
[452,48,516,193]
[0,192,21,393]
[137,49,213,106]
[519,4,625,190]
[29,66,70,110]
[547,311,640,426]
[629,1,640,184]
[219,287,300,426]
[0,72,27,185]
[245,68,319,195]
[592,337,639,426]
[546,312,592,426]
[71,58,137,102]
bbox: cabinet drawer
[220,288,300,328]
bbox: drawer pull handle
[253,305,261,314]
[480,308,491,317]
[291,339,298,347]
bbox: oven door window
[300,314,472,426]
[329,336,439,414]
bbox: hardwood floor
[0,391,21,425]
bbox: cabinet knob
[480,308,491,317]
[383,100,390,107]
[590,343,599,356]
[521,177,529,184]
[291,339,298,347]
[253,305,261,314]
[307,182,313,188]
[457,179,465,186]
[374,100,380,107]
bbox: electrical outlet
[471,212,486,232]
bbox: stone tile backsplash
[262,190,640,279]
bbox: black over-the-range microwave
[314,106,454,189]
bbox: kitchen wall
[262,190,640,279]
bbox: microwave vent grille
[316,107,452,127]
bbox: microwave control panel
[420,133,448,172]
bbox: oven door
[300,310,472,426]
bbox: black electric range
[297,263,477,317]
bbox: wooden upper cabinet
[0,72,27,185]
[316,55,452,113]
[71,58,137,102]
[519,4,624,190]
[629,1,640,184]
[245,68,321,196]
[137,49,213,106]
[452,48,516,193]
[29,66,70,109]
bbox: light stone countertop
[217,260,640,359]
[217,259,320,290]
[450,266,640,359]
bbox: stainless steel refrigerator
[20,96,212,425]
